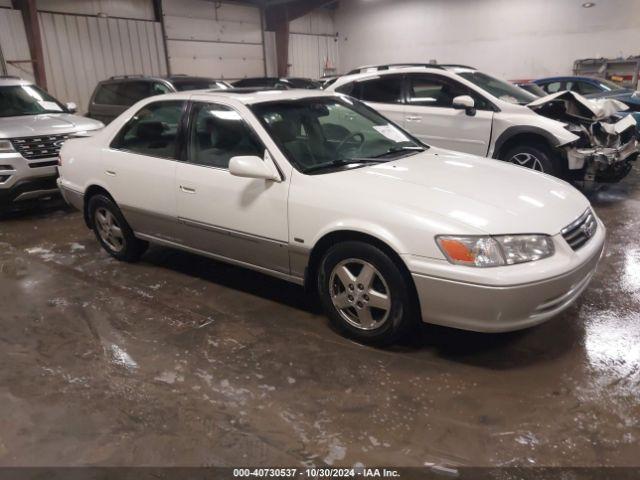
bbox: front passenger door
[175,102,290,274]
[403,73,494,155]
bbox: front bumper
[0,175,60,206]
[407,220,606,333]
[0,151,60,206]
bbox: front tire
[502,143,562,177]
[88,194,147,262]
[317,241,419,345]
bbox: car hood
[0,113,103,138]
[585,89,640,105]
[331,148,590,235]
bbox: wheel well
[494,132,553,160]
[305,230,418,301]
[83,185,114,228]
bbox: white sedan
[57,89,605,345]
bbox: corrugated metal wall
[288,10,338,79]
[162,0,265,80]
[38,11,167,114]
[0,8,34,81]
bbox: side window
[576,81,600,95]
[93,83,119,105]
[335,82,354,96]
[188,103,263,169]
[544,81,562,94]
[565,81,576,92]
[114,81,154,106]
[111,100,185,159]
[355,75,403,104]
[408,74,492,110]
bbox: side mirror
[66,102,77,113]
[229,155,280,181]
[452,95,476,116]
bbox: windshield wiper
[304,158,388,173]
[371,145,426,158]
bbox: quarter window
[111,100,185,159]
[187,103,263,169]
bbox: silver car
[0,76,103,209]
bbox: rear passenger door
[403,73,494,155]
[104,100,186,240]
[337,74,406,125]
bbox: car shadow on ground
[0,196,70,221]
[142,244,577,370]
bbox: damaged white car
[327,64,638,184]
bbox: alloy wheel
[95,207,125,252]
[329,259,391,330]
[510,152,544,171]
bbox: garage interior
[1,0,640,473]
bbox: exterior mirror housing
[229,155,280,181]
[66,102,77,113]
[452,95,476,116]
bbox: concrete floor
[0,171,639,469]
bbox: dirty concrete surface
[0,171,638,468]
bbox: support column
[12,0,47,88]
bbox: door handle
[180,185,196,194]
[405,115,422,122]
[105,170,116,176]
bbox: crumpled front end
[528,91,638,183]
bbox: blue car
[534,76,640,109]
[534,75,640,126]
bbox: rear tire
[502,143,562,178]
[88,194,147,262]
[317,241,419,346]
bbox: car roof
[330,66,457,87]
[535,76,598,83]
[166,88,340,105]
[0,76,33,87]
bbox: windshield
[0,84,67,117]
[457,70,537,105]
[251,96,425,174]
[596,78,625,92]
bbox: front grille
[0,175,9,183]
[562,209,597,251]
[11,133,71,160]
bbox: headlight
[436,234,554,267]
[0,140,15,153]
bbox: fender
[491,125,570,159]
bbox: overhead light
[582,2,595,7]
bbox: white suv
[326,64,638,183]
[57,89,604,345]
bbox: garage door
[162,0,265,80]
